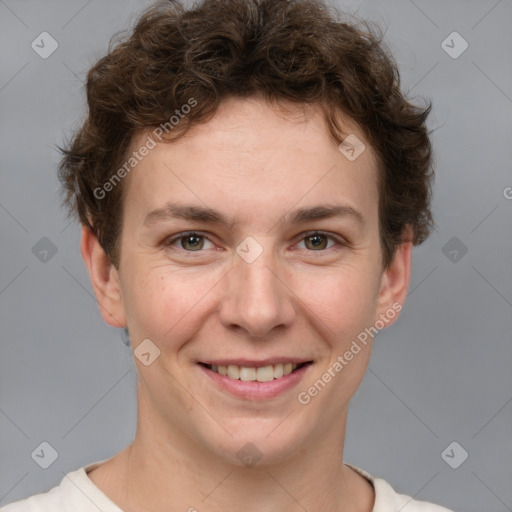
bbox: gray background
[1,1,511,511]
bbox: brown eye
[304,233,329,250]
[165,232,214,252]
[299,232,340,251]
[180,233,205,251]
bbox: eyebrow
[143,203,365,230]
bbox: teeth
[227,365,240,379]
[210,362,301,381]
[274,363,284,379]
[239,367,256,381]
[256,365,274,382]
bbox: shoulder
[1,482,63,512]
[1,461,122,512]
[345,463,455,512]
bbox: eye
[165,231,215,252]
[164,230,346,256]
[295,231,345,252]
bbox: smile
[198,359,313,399]
[202,362,309,382]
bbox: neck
[97,392,373,512]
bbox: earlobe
[80,225,127,328]
[375,235,413,328]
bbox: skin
[81,96,412,512]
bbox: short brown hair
[58,0,434,269]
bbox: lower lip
[199,364,311,400]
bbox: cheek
[294,263,380,340]
[295,269,379,414]
[124,265,221,344]
[122,249,382,349]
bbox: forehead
[123,97,379,231]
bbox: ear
[375,228,413,327]
[80,225,127,328]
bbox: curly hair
[58,0,434,270]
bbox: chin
[195,416,312,468]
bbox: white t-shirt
[2,460,454,512]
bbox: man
[3,0,453,510]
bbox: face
[86,96,410,466]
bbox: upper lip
[199,358,312,367]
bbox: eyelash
[164,230,347,256]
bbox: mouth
[199,361,312,382]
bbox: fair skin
[81,96,412,512]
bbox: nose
[218,241,296,339]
